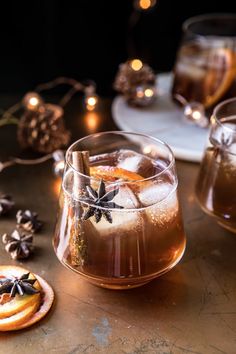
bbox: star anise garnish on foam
[81,179,123,223]
[0,273,39,298]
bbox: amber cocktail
[172,14,236,109]
[196,98,236,233]
[54,132,186,289]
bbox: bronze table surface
[0,96,236,354]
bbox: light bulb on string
[22,92,44,111]
[52,150,65,177]
[135,84,156,106]
[174,94,209,128]
[130,59,143,71]
[134,0,157,11]
[84,83,98,111]
[85,94,98,111]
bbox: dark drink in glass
[172,14,236,110]
[53,132,186,289]
[196,98,236,233]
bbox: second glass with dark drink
[172,14,236,110]
[196,98,236,233]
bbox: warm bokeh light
[144,88,154,97]
[54,160,65,177]
[136,89,144,98]
[53,178,62,197]
[138,0,156,10]
[87,96,97,107]
[192,110,202,120]
[29,97,39,107]
[130,59,143,71]
[85,95,98,111]
[23,92,43,111]
[84,112,100,133]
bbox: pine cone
[17,103,70,154]
[0,195,14,216]
[114,61,156,106]
[2,230,34,260]
[16,210,43,233]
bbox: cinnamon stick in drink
[70,150,90,266]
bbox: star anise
[0,273,39,298]
[2,230,34,260]
[211,132,233,159]
[0,195,14,216]
[16,210,43,233]
[81,179,123,223]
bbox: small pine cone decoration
[17,103,70,154]
[114,60,157,107]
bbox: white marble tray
[112,73,209,162]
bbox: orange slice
[0,266,41,319]
[0,266,54,331]
[13,274,54,331]
[204,48,236,108]
[0,302,39,331]
[90,165,143,182]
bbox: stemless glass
[172,14,236,109]
[196,98,236,233]
[53,132,186,289]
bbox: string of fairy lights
[0,0,207,181]
[0,78,98,177]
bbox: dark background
[1,0,236,95]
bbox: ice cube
[113,184,140,209]
[138,181,172,206]
[142,184,179,226]
[89,184,140,237]
[90,208,139,238]
[117,149,155,177]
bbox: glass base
[60,245,185,290]
[196,198,236,234]
[217,220,236,234]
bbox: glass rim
[65,131,176,185]
[183,13,236,39]
[212,97,236,134]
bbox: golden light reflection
[84,112,100,133]
[53,178,62,197]
[130,59,143,71]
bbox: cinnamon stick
[70,150,90,266]
[72,151,90,196]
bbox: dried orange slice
[0,266,41,319]
[0,266,54,331]
[0,302,39,331]
[204,48,236,108]
[90,165,143,182]
[13,274,54,331]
